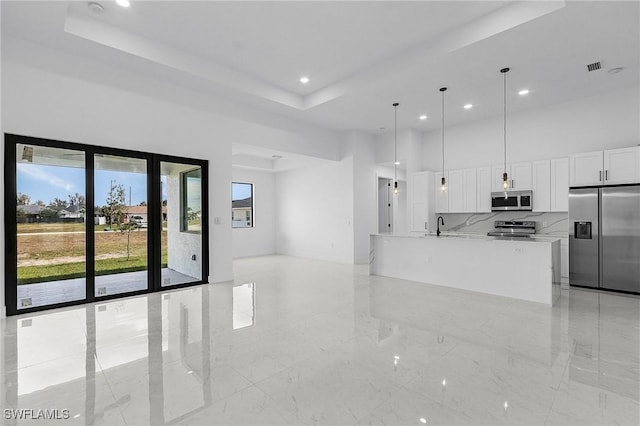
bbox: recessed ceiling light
[419,418,427,424]
[394,161,400,165]
[299,76,310,84]
[518,89,529,96]
[463,104,473,109]
[116,0,130,7]
[419,115,427,120]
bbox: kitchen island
[370,233,561,305]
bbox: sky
[232,182,252,201]
[18,163,164,207]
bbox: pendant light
[393,102,399,194]
[440,87,447,192]
[501,67,510,190]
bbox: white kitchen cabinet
[570,150,606,186]
[511,161,533,190]
[570,147,640,187]
[463,168,477,212]
[434,171,449,213]
[410,171,433,232]
[603,146,640,184]
[448,168,477,213]
[491,162,531,191]
[532,160,551,212]
[448,169,464,212]
[476,166,492,212]
[550,157,569,211]
[491,164,509,192]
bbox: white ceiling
[2,1,639,166]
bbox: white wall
[275,157,354,264]
[422,85,640,170]
[0,56,336,317]
[232,167,276,258]
[343,131,377,264]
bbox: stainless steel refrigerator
[569,185,640,293]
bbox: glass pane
[94,154,148,296]
[232,182,253,228]
[16,143,86,309]
[160,162,203,286]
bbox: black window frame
[180,167,203,233]
[3,133,210,316]
[231,182,254,229]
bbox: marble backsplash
[440,211,568,236]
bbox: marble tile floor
[1,255,638,425]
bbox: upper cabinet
[448,169,464,213]
[410,171,433,232]
[476,166,492,212]
[570,147,640,187]
[448,168,477,213]
[463,168,477,212]
[511,162,533,190]
[550,157,569,212]
[532,160,551,212]
[434,171,449,213]
[491,165,509,192]
[569,150,606,186]
[604,147,640,185]
[491,162,532,192]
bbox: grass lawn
[17,225,168,284]
[17,222,120,234]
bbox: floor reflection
[1,286,213,425]
[1,256,638,425]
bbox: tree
[40,208,59,218]
[138,201,147,206]
[106,183,126,228]
[119,221,138,260]
[68,193,86,215]
[105,182,137,261]
[35,200,46,207]
[48,197,68,211]
[17,192,31,205]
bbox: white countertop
[372,232,563,243]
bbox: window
[181,168,202,233]
[232,182,253,228]
[4,133,209,316]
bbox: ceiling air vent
[587,62,602,72]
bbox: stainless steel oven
[491,190,533,211]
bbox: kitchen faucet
[437,216,445,237]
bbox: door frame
[4,133,209,316]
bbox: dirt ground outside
[16,223,168,283]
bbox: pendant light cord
[393,103,399,185]
[503,69,508,173]
[442,89,445,175]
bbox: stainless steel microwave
[491,190,533,211]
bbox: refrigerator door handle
[605,170,609,180]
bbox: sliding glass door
[94,154,149,297]
[160,161,203,287]
[4,134,208,316]
[13,143,87,310]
